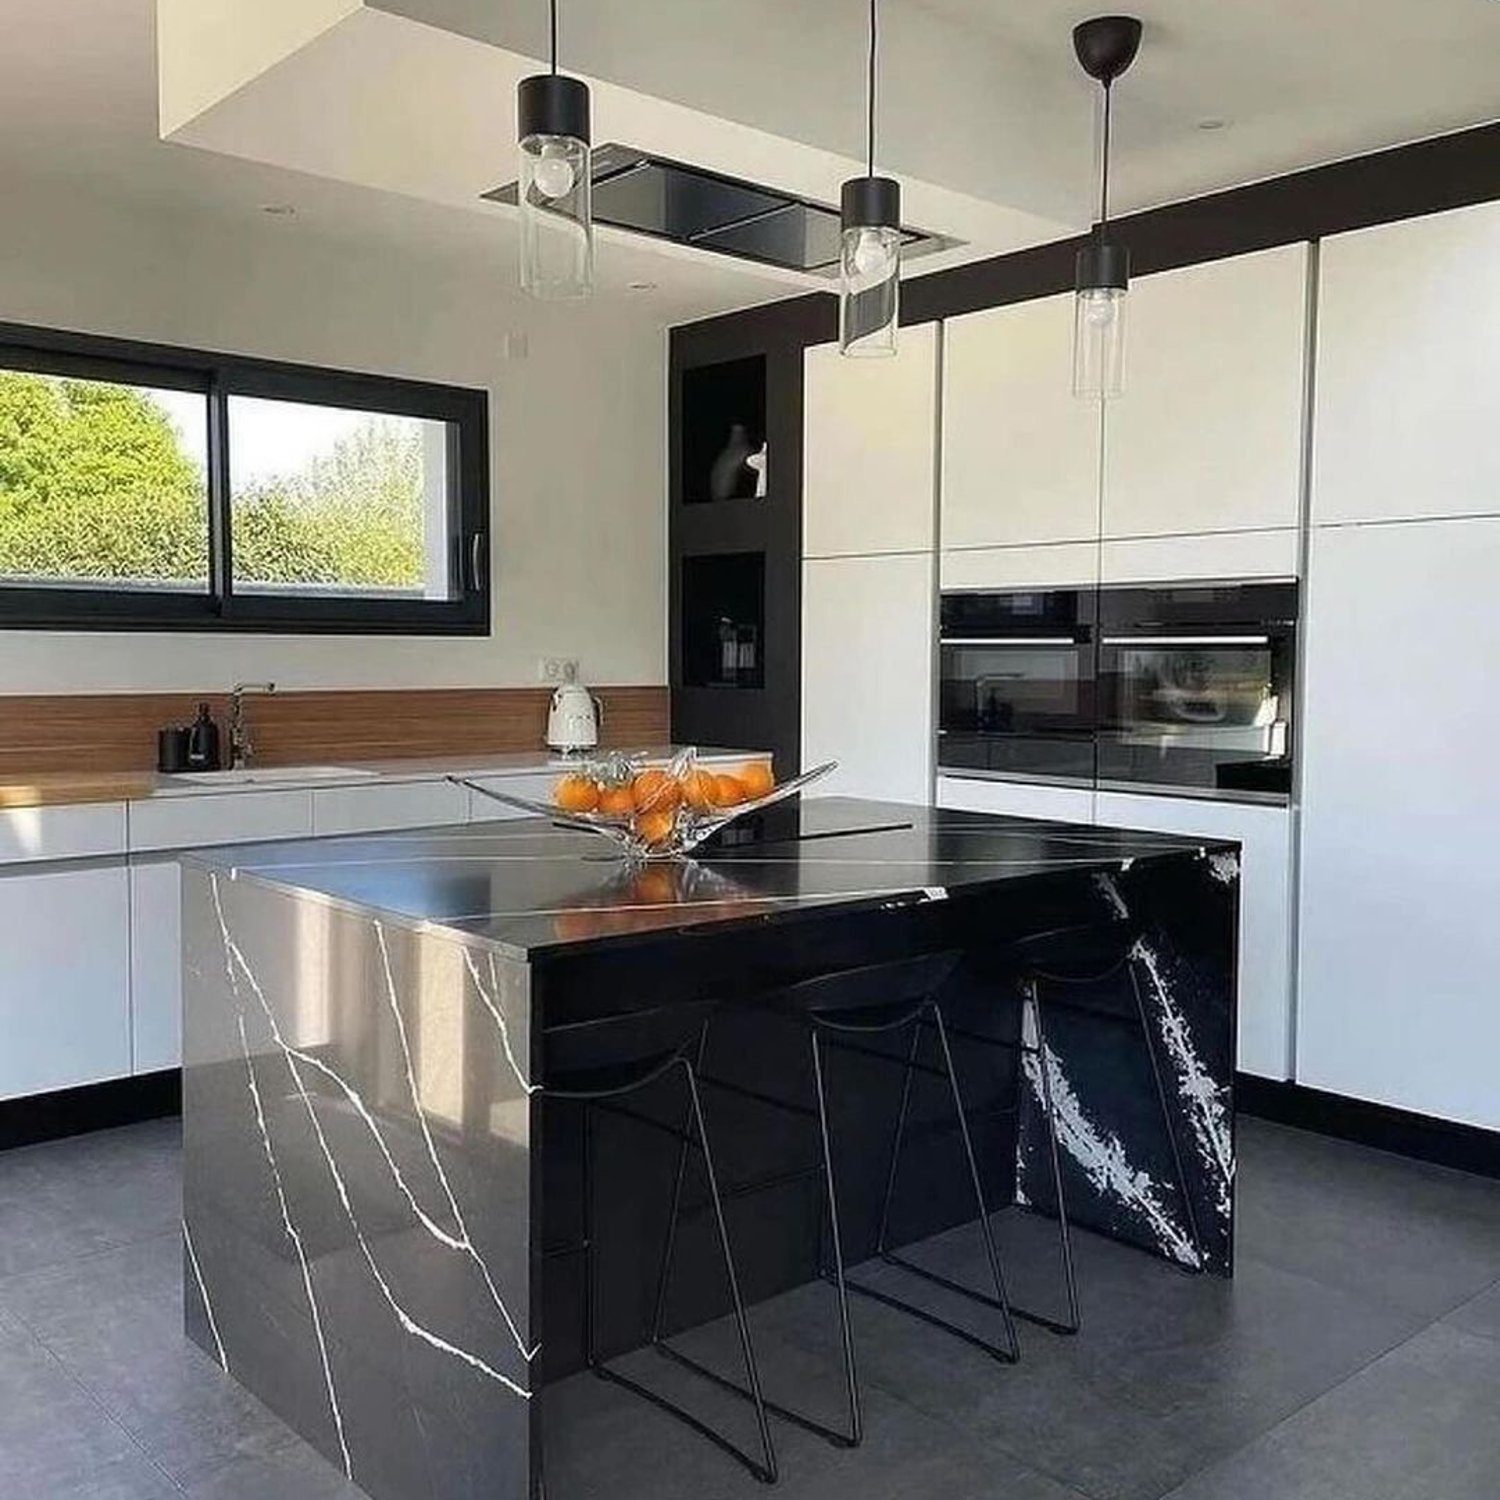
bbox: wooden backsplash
[0,686,669,777]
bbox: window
[0,324,489,633]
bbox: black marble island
[180,798,1240,1500]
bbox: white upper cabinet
[1314,199,1500,526]
[803,553,933,803]
[803,324,938,558]
[942,294,1102,551]
[1104,244,1309,540]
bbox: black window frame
[0,321,490,636]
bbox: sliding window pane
[227,396,454,600]
[0,370,209,590]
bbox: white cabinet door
[1314,200,1500,526]
[1297,518,1500,1127]
[803,554,933,802]
[129,858,181,1074]
[129,789,314,854]
[1100,530,1299,586]
[937,775,1094,826]
[0,801,126,866]
[465,773,562,822]
[804,325,937,557]
[942,294,1102,550]
[0,863,130,1100]
[313,780,469,836]
[1095,791,1294,1080]
[940,542,1098,592]
[1104,245,1308,540]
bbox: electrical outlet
[538,657,579,684]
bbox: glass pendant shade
[1073,240,1128,399]
[518,74,593,299]
[839,176,901,358]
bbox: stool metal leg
[809,1029,862,1447]
[873,1021,923,1259]
[1026,982,1081,1334]
[1125,959,1206,1274]
[582,1102,599,1366]
[849,1007,1020,1365]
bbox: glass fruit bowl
[460,749,836,859]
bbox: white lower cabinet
[1297,518,1500,1128]
[313,779,469,836]
[0,862,131,1100]
[129,858,182,1074]
[465,773,564,821]
[1095,791,1294,1081]
[803,553,934,803]
[937,774,1095,825]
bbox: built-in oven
[1095,582,1297,799]
[938,589,1097,784]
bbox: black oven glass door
[1096,583,1297,796]
[938,590,1097,783]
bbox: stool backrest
[542,999,716,1084]
[767,950,963,1019]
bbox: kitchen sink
[168,766,382,787]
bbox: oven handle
[940,636,1083,646]
[1099,634,1272,647]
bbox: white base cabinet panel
[313,780,469,836]
[1297,518,1500,1129]
[129,859,181,1075]
[804,554,934,803]
[937,775,1094,826]
[0,863,131,1100]
[1095,791,1294,1080]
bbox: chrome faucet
[228,682,276,769]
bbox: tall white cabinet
[802,326,938,802]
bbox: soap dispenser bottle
[185,703,221,771]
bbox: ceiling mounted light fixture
[1072,15,1142,399]
[517,0,593,299]
[838,0,901,357]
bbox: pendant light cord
[1098,80,1113,237]
[866,0,878,178]
[549,0,558,74]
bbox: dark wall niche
[681,552,765,689]
[680,355,767,504]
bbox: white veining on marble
[1131,938,1235,1217]
[463,949,539,1096]
[211,874,534,1416]
[1022,1041,1202,1270]
[234,1009,354,1478]
[1205,849,1241,885]
[182,1218,228,1373]
[1093,871,1130,918]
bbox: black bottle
[185,703,221,771]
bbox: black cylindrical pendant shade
[840,174,901,232]
[1076,239,1130,292]
[517,73,591,144]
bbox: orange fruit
[712,773,748,807]
[634,808,677,846]
[737,761,775,801]
[680,768,718,810]
[554,774,600,813]
[631,768,682,813]
[597,783,635,818]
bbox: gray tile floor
[1,1115,1497,1499]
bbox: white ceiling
[3,0,1498,324]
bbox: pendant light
[517,0,593,299]
[1072,15,1142,399]
[839,0,900,357]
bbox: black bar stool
[540,1003,777,1488]
[877,916,1207,1350]
[653,951,1019,1454]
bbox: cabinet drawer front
[129,790,314,854]
[466,773,561,822]
[1100,530,1299,586]
[0,802,127,866]
[940,544,1097,592]
[0,863,131,1099]
[313,780,469,837]
[937,775,1094,825]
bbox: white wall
[0,185,668,693]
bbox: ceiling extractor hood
[483,143,958,276]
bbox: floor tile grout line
[1438,1276,1500,1346]
[0,1224,181,1304]
[18,1322,190,1496]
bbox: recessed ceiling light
[261,203,297,216]
[1197,118,1229,132]
[627,280,658,291]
